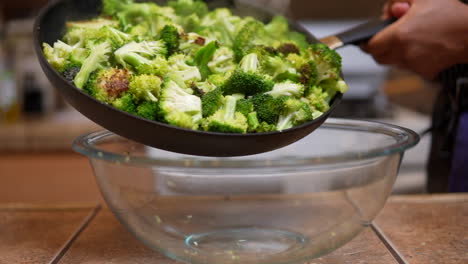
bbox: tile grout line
[371,222,411,264]
[48,204,102,264]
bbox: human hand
[362,0,468,80]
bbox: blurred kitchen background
[0,0,439,205]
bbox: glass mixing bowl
[73,118,419,264]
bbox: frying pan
[34,0,393,157]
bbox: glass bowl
[73,118,419,264]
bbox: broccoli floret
[97,26,132,50]
[180,13,201,32]
[305,86,331,113]
[197,8,245,47]
[194,81,217,95]
[317,79,349,103]
[159,25,180,57]
[221,53,274,96]
[74,42,112,89]
[236,98,254,117]
[266,81,305,98]
[193,41,219,79]
[159,79,202,129]
[262,56,298,79]
[233,20,264,62]
[168,54,202,83]
[114,2,180,35]
[222,70,274,96]
[102,0,134,16]
[286,53,308,69]
[207,72,231,87]
[43,41,74,73]
[265,16,289,37]
[114,41,167,71]
[277,98,313,131]
[168,0,208,17]
[129,74,162,102]
[251,94,286,124]
[286,32,309,50]
[136,101,159,120]
[201,88,224,117]
[299,61,319,86]
[112,93,137,114]
[179,32,207,57]
[84,68,131,103]
[208,47,236,75]
[202,95,248,133]
[309,43,342,82]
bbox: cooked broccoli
[168,54,202,83]
[201,88,224,117]
[305,86,331,112]
[266,81,305,98]
[236,98,254,117]
[262,56,298,80]
[159,25,180,57]
[265,16,289,36]
[277,98,313,131]
[114,41,167,73]
[159,79,203,129]
[251,94,286,124]
[194,81,217,94]
[221,53,274,96]
[208,47,236,75]
[102,0,134,16]
[277,43,300,55]
[317,79,349,102]
[203,95,248,133]
[299,60,319,86]
[129,74,162,102]
[193,41,219,79]
[112,93,137,114]
[42,41,74,73]
[179,32,207,57]
[74,42,112,89]
[168,0,208,17]
[309,43,342,82]
[233,20,264,61]
[97,26,132,50]
[197,8,245,47]
[84,68,131,103]
[136,101,159,120]
[44,1,349,134]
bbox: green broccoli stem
[277,112,294,131]
[224,96,238,120]
[247,112,260,130]
[146,90,158,102]
[240,53,259,72]
[122,53,151,68]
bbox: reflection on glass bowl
[73,118,419,264]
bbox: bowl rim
[72,118,420,168]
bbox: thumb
[391,2,411,18]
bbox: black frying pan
[34,0,393,157]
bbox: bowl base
[185,228,307,257]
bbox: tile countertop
[0,194,466,264]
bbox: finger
[391,2,411,18]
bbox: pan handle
[319,18,397,50]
